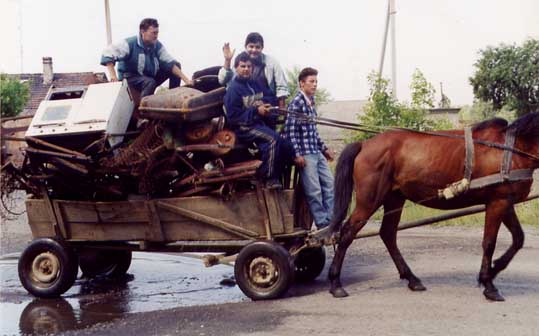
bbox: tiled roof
[10,72,107,115]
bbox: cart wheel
[234,241,294,300]
[79,249,132,278]
[294,246,326,283]
[18,238,79,298]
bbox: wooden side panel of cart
[26,189,296,242]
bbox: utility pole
[18,0,24,73]
[104,0,112,45]
[378,0,397,99]
[390,0,397,98]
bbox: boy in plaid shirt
[284,67,335,229]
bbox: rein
[271,107,539,162]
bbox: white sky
[1,0,538,106]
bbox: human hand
[323,149,335,162]
[257,104,272,116]
[223,43,235,61]
[294,156,306,168]
[184,79,194,86]
[109,75,119,82]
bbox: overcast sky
[2,0,538,106]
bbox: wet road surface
[0,252,244,335]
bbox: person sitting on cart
[224,52,293,190]
[100,18,193,98]
[219,32,289,129]
[283,67,335,229]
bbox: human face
[236,60,252,79]
[141,26,159,46]
[245,42,263,59]
[300,75,318,97]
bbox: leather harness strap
[438,127,535,199]
[501,128,516,181]
[464,127,474,182]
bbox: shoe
[265,178,283,190]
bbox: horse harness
[272,107,536,200]
[438,127,535,199]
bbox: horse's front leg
[479,199,509,301]
[491,205,524,279]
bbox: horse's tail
[329,141,363,232]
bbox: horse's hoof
[408,281,426,291]
[330,287,349,298]
[483,288,505,302]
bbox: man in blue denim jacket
[284,67,335,229]
[101,18,193,97]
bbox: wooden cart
[18,184,327,301]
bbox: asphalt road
[3,223,539,336]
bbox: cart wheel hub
[31,252,60,283]
[249,257,277,285]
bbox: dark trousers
[236,124,293,180]
[125,62,182,97]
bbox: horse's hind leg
[490,205,524,280]
[379,192,426,291]
[328,210,370,298]
[479,199,507,301]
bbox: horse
[326,112,539,301]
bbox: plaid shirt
[284,91,327,157]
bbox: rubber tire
[18,238,79,298]
[79,249,132,278]
[294,246,326,283]
[234,241,294,300]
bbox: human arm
[284,96,304,161]
[218,44,235,86]
[171,64,193,86]
[100,39,130,82]
[223,86,261,126]
[268,55,289,100]
[105,63,119,82]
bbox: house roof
[12,72,107,115]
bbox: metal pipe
[356,193,539,239]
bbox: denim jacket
[100,34,177,80]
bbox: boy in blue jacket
[224,52,292,189]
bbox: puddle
[0,252,245,335]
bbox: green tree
[469,39,539,116]
[351,71,439,141]
[285,66,332,107]
[0,74,30,118]
[410,69,435,109]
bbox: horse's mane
[471,117,508,132]
[506,112,539,138]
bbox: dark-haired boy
[101,18,193,97]
[219,32,289,111]
[284,67,335,229]
[224,52,292,189]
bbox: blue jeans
[300,152,334,228]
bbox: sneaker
[265,178,283,190]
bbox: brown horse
[327,112,539,301]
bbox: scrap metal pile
[1,72,263,203]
